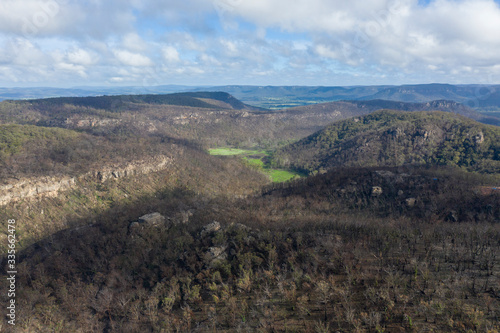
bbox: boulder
[204,246,228,265]
[138,212,166,226]
[371,186,383,196]
[201,221,221,237]
[405,197,416,207]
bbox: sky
[0,0,500,88]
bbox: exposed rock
[128,213,169,235]
[232,223,252,232]
[138,212,166,226]
[204,246,228,266]
[65,116,121,129]
[201,221,221,237]
[405,197,416,207]
[371,186,383,196]
[0,155,173,206]
[474,131,485,144]
[0,177,75,206]
[180,210,195,224]
[90,156,172,183]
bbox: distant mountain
[15,91,263,111]
[0,85,194,101]
[286,99,500,126]
[271,110,500,174]
[3,84,500,113]
[357,84,472,103]
[200,84,500,111]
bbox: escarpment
[0,155,173,205]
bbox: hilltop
[272,110,500,174]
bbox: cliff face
[0,155,173,206]
[0,177,76,205]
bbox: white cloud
[1,0,500,86]
[162,46,180,62]
[122,33,149,52]
[113,50,153,67]
[66,48,96,66]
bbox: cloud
[0,0,500,86]
[122,33,149,52]
[113,50,153,67]
[162,46,180,62]
[66,48,97,66]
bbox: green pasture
[209,147,302,182]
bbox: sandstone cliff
[0,155,172,206]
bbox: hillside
[272,110,500,174]
[0,92,499,332]
[2,166,498,332]
[11,91,263,112]
[2,92,494,151]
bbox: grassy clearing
[209,148,266,156]
[209,147,303,183]
[268,169,301,182]
[243,157,265,168]
[208,148,250,156]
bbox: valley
[0,91,498,332]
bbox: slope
[272,110,500,174]
[4,165,499,332]
[13,91,262,111]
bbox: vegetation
[210,147,302,182]
[272,110,500,174]
[209,148,264,156]
[0,124,79,158]
[17,92,260,112]
[0,93,499,332]
[2,166,498,332]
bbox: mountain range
[2,84,500,112]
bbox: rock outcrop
[138,212,167,226]
[204,246,228,265]
[85,155,172,183]
[371,186,383,196]
[200,221,221,237]
[129,212,170,234]
[0,155,173,206]
[0,177,76,205]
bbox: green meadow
[209,147,302,182]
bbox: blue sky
[0,0,500,87]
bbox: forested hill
[9,91,263,112]
[271,110,500,174]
